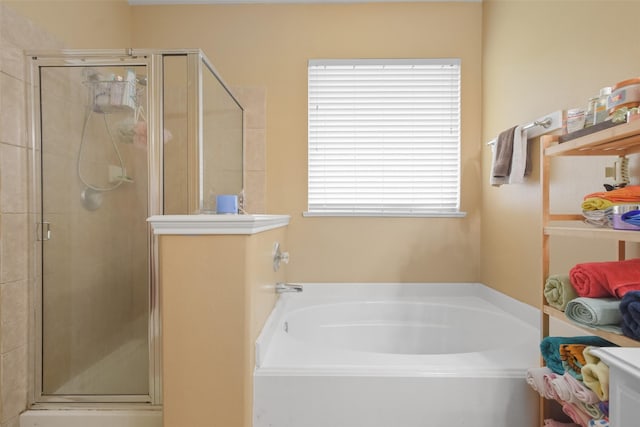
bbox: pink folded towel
[569,258,640,298]
[551,375,580,404]
[544,420,580,427]
[562,402,591,427]
[526,366,558,400]
[563,372,600,404]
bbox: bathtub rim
[255,282,540,374]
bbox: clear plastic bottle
[594,87,612,124]
[585,97,598,127]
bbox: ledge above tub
[147,214,290,235]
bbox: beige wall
[132,2,484,283]
[4,0,132,49]
[481,0,640,307]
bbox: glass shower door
[38,64,150,398]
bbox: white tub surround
[147,214,290,235]
[254,283,541,427]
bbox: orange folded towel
[560,344,587,380]
[569,258,640,298]
[584,185,640,203]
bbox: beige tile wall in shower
[0,4,63,425]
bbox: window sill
[302,211,467,218]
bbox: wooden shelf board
[543,305,640,347]
[545,119,640,156]
[544,221,640,242]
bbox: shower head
[80,187,103,211]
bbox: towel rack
[487,110,563,145]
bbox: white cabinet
[591,348,640,426]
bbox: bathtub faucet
[275,282,303,293]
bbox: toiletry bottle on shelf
[585,97,598,127]
[594,87,612,124]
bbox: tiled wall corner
[0,2,64,422]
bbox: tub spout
[276,282,303,293]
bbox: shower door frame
[27,49,166,406]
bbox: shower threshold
[19,407,162,427]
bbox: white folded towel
[489,125,529,186]
[509,125,528,184]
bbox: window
[306,59,462,217]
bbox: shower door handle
[37,222,51,241]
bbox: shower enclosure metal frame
[26,48,243,406]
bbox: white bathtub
[254,283,541,427]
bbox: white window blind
[307,58,461,217]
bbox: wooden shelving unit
[540,119,640,422]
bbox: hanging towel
[581,346,610,401]
[564,297,623,334]
[563,372,601,405]
[540,336,615,375]
[545,274,579,311]
[509,125,529,184]
[620,290,640,340]
[490,125,517,186]
[569,258,640,298]
[560,344,588,380]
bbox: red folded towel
[570,258,640,298]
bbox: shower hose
[77,108,126,192]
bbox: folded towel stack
[582,208,612,228]
[569,258,640,298]
[540,336,615,375]
[581,198,614,227]
[564,297,622,334]
[531,336,616,427]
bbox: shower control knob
[272,242,290,272]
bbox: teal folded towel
[544,275,578,311]
[565,297,622,334]
[540,336,615,375]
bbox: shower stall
[25,49,243,420]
